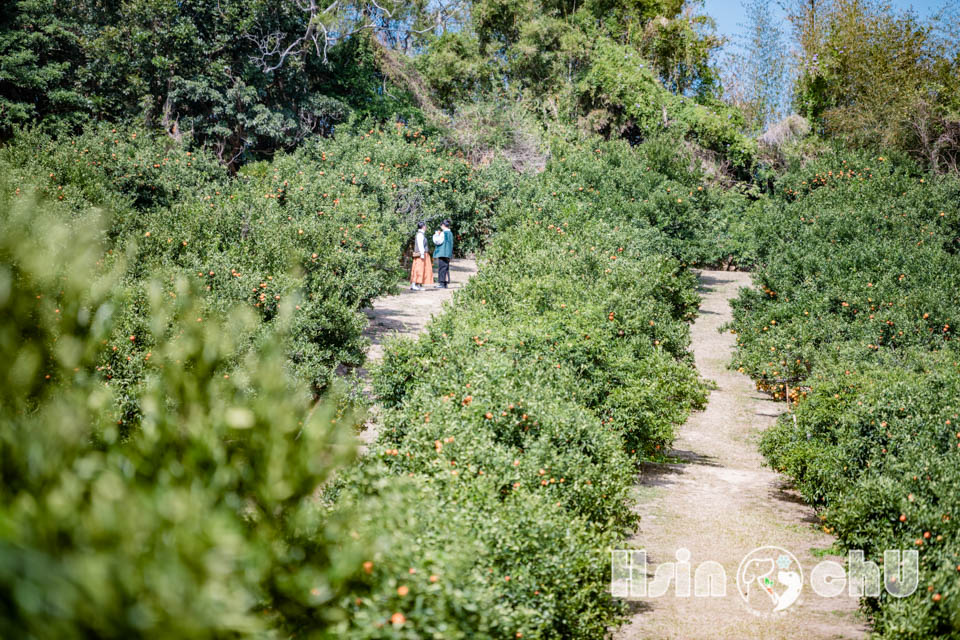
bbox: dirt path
[356,258,478,448]
[614,270,867,640]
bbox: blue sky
[703,0,948,51]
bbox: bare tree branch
[248,0,336,71]
[246,0,469,72]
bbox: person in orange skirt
[410,220,433,290]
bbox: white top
[415,230,427,255]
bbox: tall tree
[637,3,724,99]
[0,0,444,164]
[722,0,792,133]
[784,0,960,171]
[0,0,87,138]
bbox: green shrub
[500,135,753,266]
[577,38,756,172]
[0,192,368,638]
[1,123,762,638]
[0,123,519,417]
[333,138,711,638]
[729,148,960,638]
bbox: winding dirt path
[614,270,867,640]
[356,258,478,448]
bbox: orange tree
[0,191,370,638]
[1,127,752,637]
[728,147,960,638]
[0,123,516,421]
[327,136,713,637]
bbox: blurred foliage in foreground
[0,191,369,638]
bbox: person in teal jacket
[432,219,454,288]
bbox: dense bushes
[0,194,370,638]
[579,38,756,172]
[0,123,515,420]
[324,144,710,637]
[499,135,753,266]
[0,128,721,637]
[729,148,960,638]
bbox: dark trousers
[437,257,450,285]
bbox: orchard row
[730,148,960,639]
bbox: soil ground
[355,264,868,638]
[613,270,867,640]
[356,257,478,448]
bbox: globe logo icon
[736,546,804,616]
